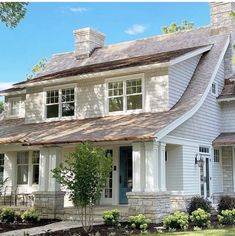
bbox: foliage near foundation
[21,209,39,223]
[190,208,211,227]
[218,209,235,225]
[163,211,189,230]
[129,214,151,230]
[187,196,211,214]
[52,142,112,233]
[103,209,120,226]
[218,196,235,213]
[0,208,15,223]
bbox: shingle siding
[169,60,224,143]
[168,54,202,108]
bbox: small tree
[52,142,112,233]
[162,19,194,34]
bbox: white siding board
[169,61,225,143]
[169,54,202,108]
[166,145,183,191]
[212,160,223,193]
[222,102,235,132]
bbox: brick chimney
[210,2,235,77]
[73,27,105,59]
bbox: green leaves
[52,142,112,208]
[27,58,47,80]
[0,101,4,114]
[162,19,194,34]
[0,3,28,28]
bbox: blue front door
[119,146,132,204]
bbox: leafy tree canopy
[162,19,194,34]
[0,2,28,28]
[27,58,47,80]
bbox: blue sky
[0,2,210,90]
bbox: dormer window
[8,97,21,117]
[45,87,75,119]
[107,75,143,114]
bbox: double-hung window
[107,77,143,113]
[32,151,40,184]
[8,98,21,117]
[17,152,29,185]
[0,154,4,183]
[46,88,75,119]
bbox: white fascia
[155,36,230,141]
[170,45,213,65]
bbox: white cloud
[69,7,89,13]
[125,24,148,35]
[0,82,14,91]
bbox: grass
[158,228,235,236]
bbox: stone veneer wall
[127,192,171,223]
[33,191,65,219]
[170,194,195,212]
[222,147,234,193]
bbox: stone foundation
[33,191,65,219]
[170,194,194,212]
[127,192,171,223]
[213,192,235,204]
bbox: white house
[0,2,235,222]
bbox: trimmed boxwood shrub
[103,209,120,226]
[21,209,39,223]
[0,208,16,223]
[187,196,211,214]
[218,196,235,213]
[190,208,211,227]
[163,211,189,230]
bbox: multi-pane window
[0,154,4,183]
[9,98,20,116]
[61,88,75,117]
[17,152,29,185]
[108,78,142,113]
[46,88,75,118]
[214,149,220,163]
[199,146,210,154]
[32,151,40,184]
[211,82,218,96]
[104,150,113,199]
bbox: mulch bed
[0,219,61,234]
[45,223,160,236]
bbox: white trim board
[155,37,230,141]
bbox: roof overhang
[213,132,235,147]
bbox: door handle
[119,176,122,184]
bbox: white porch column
[48,147,62,192]
[4,152,17,187]
[132,142,145,192]
[39,148,49,191]
[159,142,166,192]
[145,141,159,192]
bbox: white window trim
[199,145,211,155]
[7,97,22,118]
[213,148,221,164]
[105,74,145,115]
[211,82,218,97]
[43,83,77,121]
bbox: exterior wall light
[195,154,204,168]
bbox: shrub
[103,209,120,226]
[0,208,16,223]
[218,209,235,225]
[129,214,151,230]
[163,211,189,230]
[187,196,211,214]
[218,196,235,213]
[190,208,211,227]
[21,209,39,223]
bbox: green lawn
[157,228,235,236]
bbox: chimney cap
[73,27,106,38]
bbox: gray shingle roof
[213,132,235,146]
[0,27,230,145]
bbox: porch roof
[213,132,235,146]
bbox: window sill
[107,109,144,116]
[44,116,76,122]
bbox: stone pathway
[0,221,84,236]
